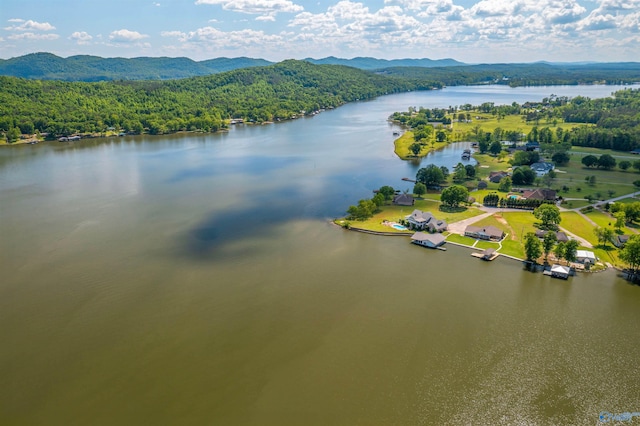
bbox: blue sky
[1,0,639,63]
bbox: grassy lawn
[549,150,640,200]
[500,240,526,259]
[560,199,593,209]
[570,147,639,160]
[445,233,478,246]
[500,211,538,238]
[560,211,599,246]
[475,240,500,250]
[449,112,585,139]
[472,153,511,177]
[393,131,448,160]
[339,200,485,232]
[613,197,640,204]
[584,209,616,229]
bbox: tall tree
[614,211,626,231]
[597,154,616,170]
[489,140,502,156]
[440,185,469,208]
[581,155,599,168]
[564,240,579,263]
[542,232,557,264]
[533,204,562,230]
[554,241,566,262]
[498,176,512,192]
[416,164,445,188]
[619,235,640,273]
[413,182,427,198]
[378,186,395,201]
[524,232,542,263]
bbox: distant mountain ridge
[304,56,463,69]
[0,53,273,81]
[0,52,464,81]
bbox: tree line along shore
[2,58,640,145]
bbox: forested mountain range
[2,53,639,86]
[0,53,461,82]
[0,53,273,81]
[377,62,640,87]
[0,60,441,139]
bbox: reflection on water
[1,85,640,425]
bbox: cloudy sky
[1,0,639,63]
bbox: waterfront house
[576,250,597,265]
[405,210,447,233]
[393,193,415,206]
[464,225,505,241]
[411,232,445,248]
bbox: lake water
[2,85,640,425]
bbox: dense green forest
[0,53,273,81]
[0,53,460,82]
[378,63,640,87]
[0,60,441,140]
[3,53,639,85]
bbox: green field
[339,199,485,232]
[450,112,589,140]
[551,152,639,200]
[393,131,449,160]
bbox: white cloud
[162,26,284,48]
[70,31,93,45]
[195,0,303,20]
[4,19,56,32]
[7,32,59,40]
[109,29,149,43]
[596,0,640,12]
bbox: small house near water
[411,232,446,249]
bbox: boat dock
[471,248,499,261]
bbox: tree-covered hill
[0,52,461,81]
[0,59,441,140]
[377,62,640,87]
[0,53,273,81]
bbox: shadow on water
[182,185,319,261]
[167,156,304,184]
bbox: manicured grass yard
[340,199,485,232]
[445,233,478,246]
[560,211,599,246]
